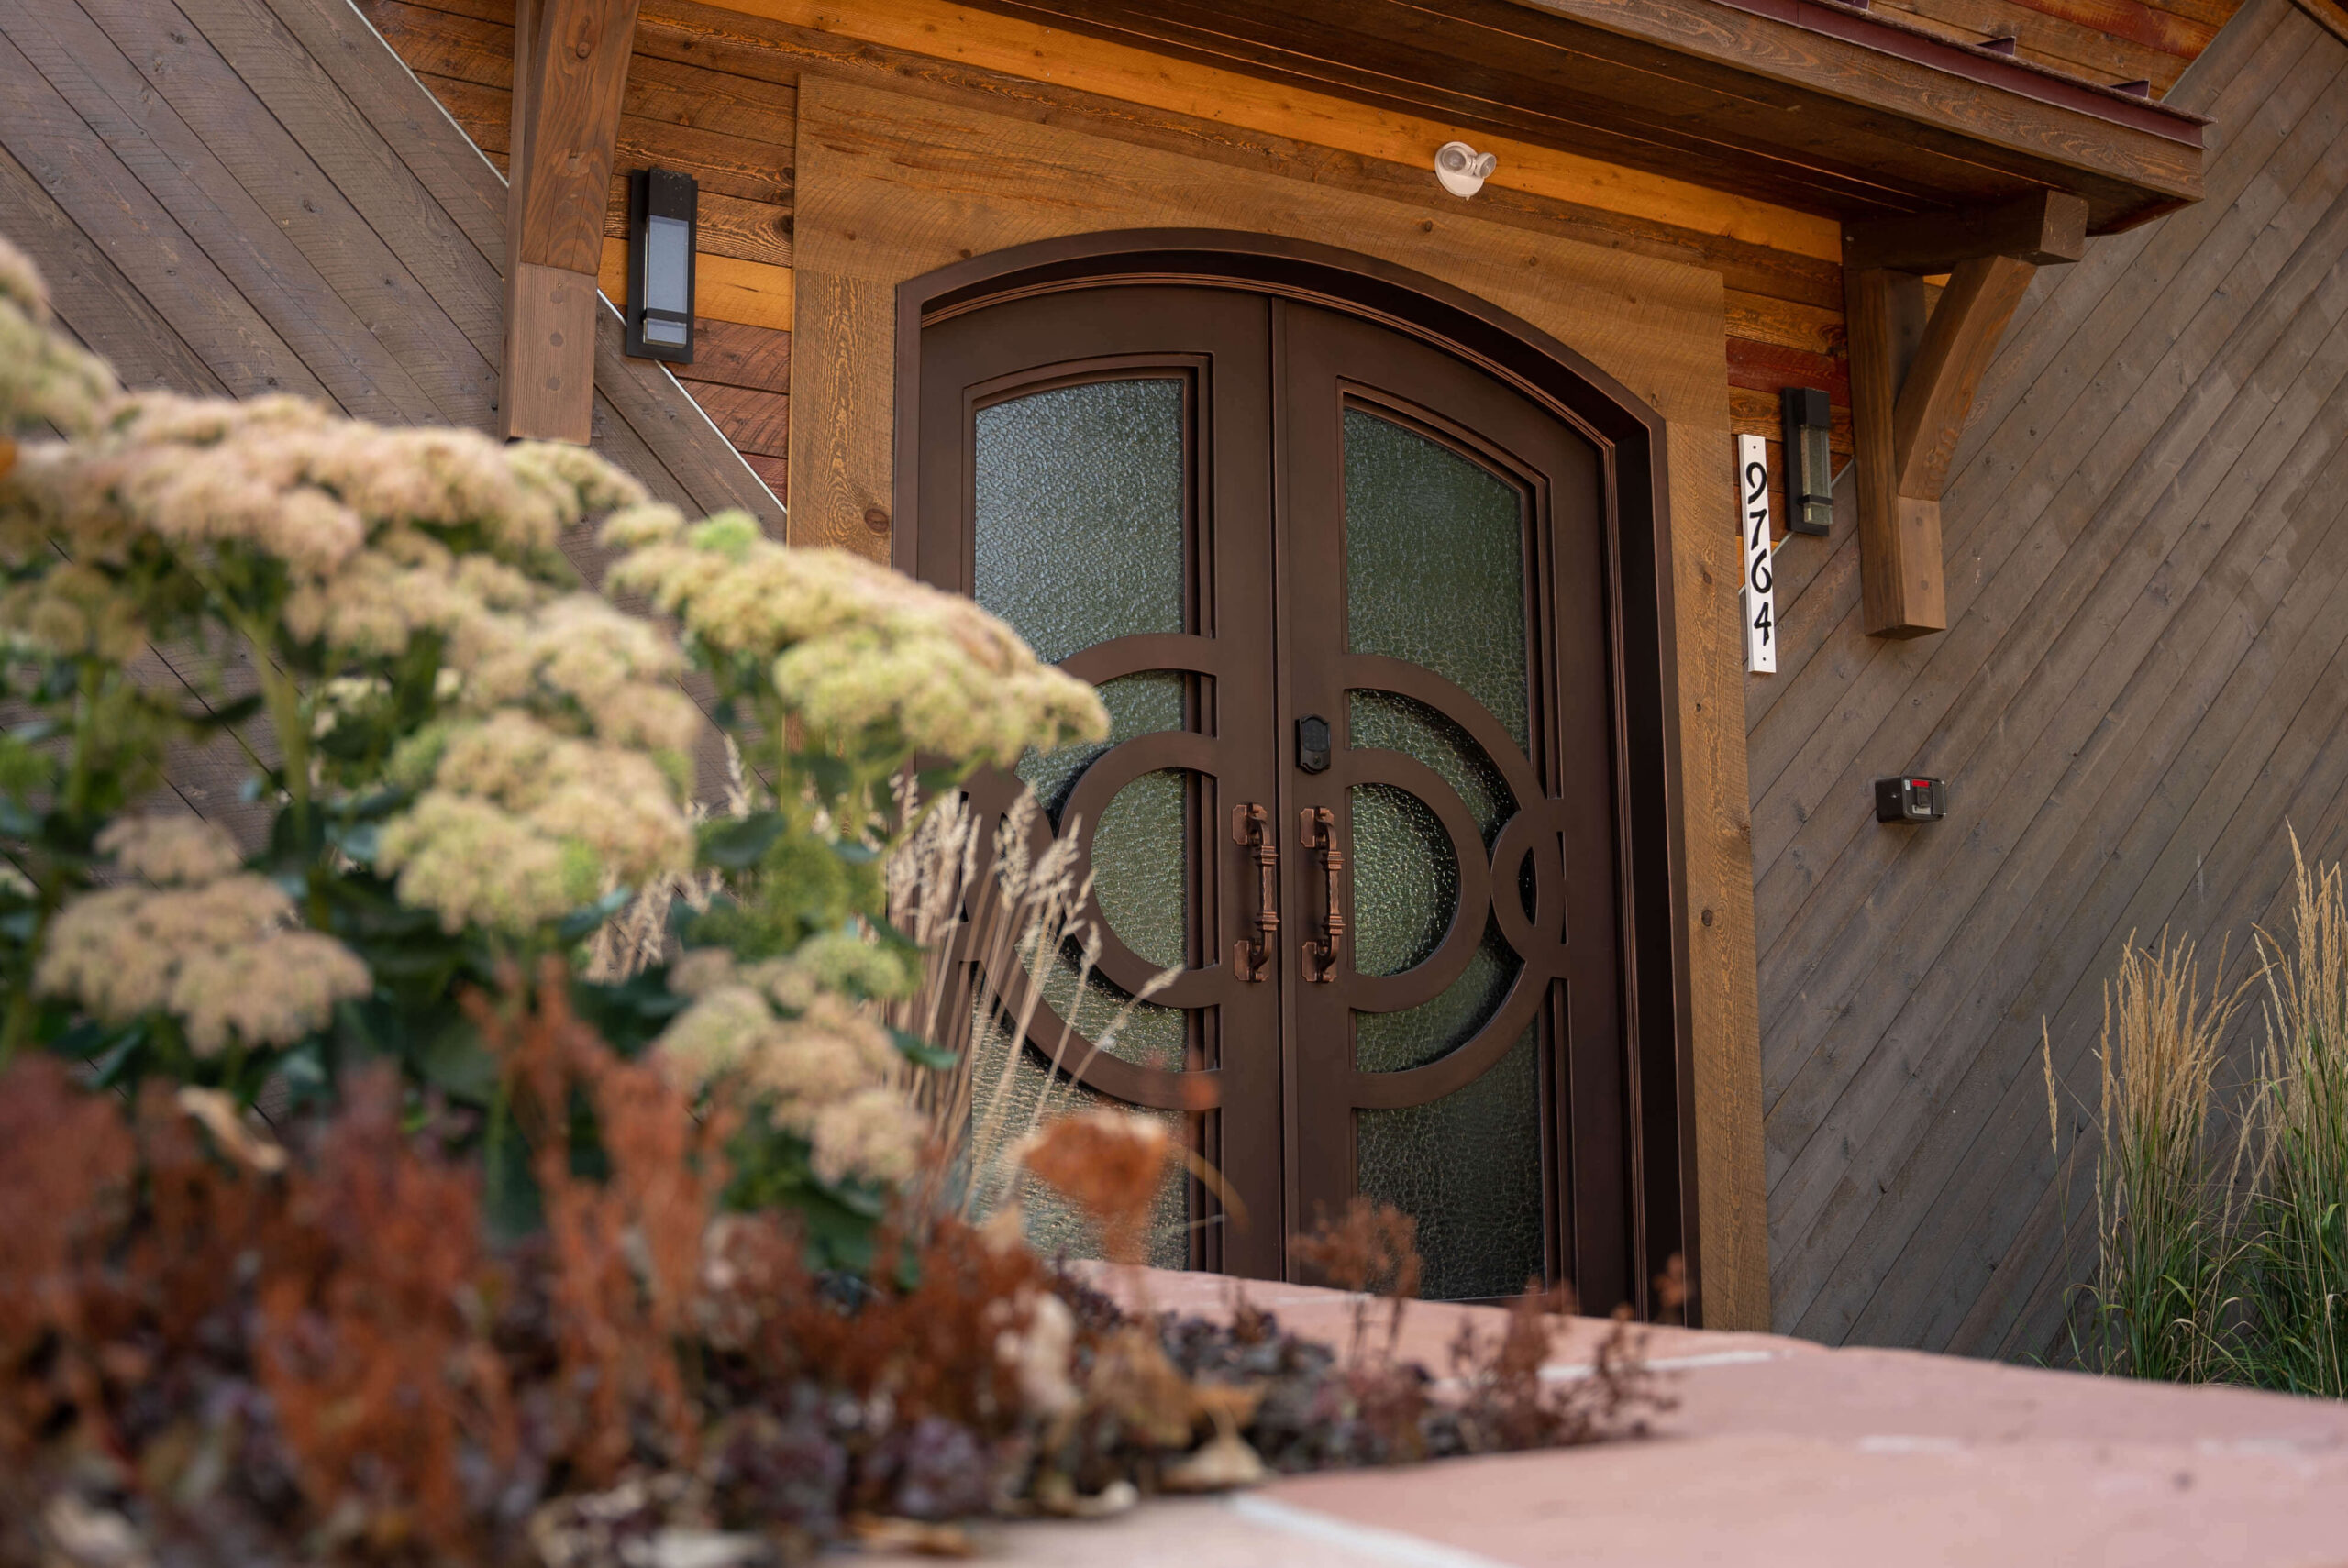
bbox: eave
[958,0,2206,232]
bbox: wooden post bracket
[501,0,641,444]
[1843,190,2088,637]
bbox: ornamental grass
[2067,834,2348,1394]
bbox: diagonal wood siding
[0,0,777,525]
[1755,0,2348,1356]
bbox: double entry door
[913,283,1634,1306]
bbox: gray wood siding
[0,0,778,525]
[1755,0,2348,1357]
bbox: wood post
[500,0,640,443]
[1844,191,2087,637]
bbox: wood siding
[1754,0,2348,1355]
[360,0,1855,568]
[0,0,774,523]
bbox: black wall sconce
[626,168,697,363]
[1780,385,1834,536]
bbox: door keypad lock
[1297,714,1331,773]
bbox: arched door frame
[890,229,1700,1320]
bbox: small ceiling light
[1780,386,1834,536]
[626,167,697,363]
[1434,140,1497,199]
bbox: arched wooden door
[900,237,1689,1314]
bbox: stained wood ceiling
[959,0,2207,229]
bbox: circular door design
[910,259,1666,1313]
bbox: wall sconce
[1780,385,1834,536]
[626,168,697,363]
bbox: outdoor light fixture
[1780,385,1834,536]
[1434,140,1497,198]
[626,167,697,363]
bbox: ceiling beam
[1844,193,2079,636]
[502,0,641,444]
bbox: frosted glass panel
[974,379,1185,665]
[1344,408,1529,747]
[1357,1025,1545,1300]
[967,1012,1189,1270]
[1349,690,1523,1073]
[1349,783,1454,980]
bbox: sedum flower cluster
[36,818,371,1057]
[655,943,926,1187]
[0,233,702,936]
[604,509,1106,773]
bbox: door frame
[890,229,1700,1321]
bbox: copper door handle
[1300,806,1343,983]
[1232,803,1277,982]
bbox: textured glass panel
[1357,1025,1545,1300]
[1020,672,1184,822]
[1348,690,1516,846]
[1350,783,1454,980]
[1344,408,1529,747]
[966,1013,1189,1270]
[1094,770,1187,971]
[975,380,1185,666]
[1349,690,1523,1073]
[1011,674,1190,1071]
[1356,912,1520,1073]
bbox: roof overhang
[961,0,2206,232]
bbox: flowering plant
[0,235,1103,1249]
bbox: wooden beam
[1844,190,2089,274]
[1848,250,2041,637]
[501,0,639,442]
[1893,256,2040,502]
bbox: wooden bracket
[1843,191,2086,637]
[501,0,641,443]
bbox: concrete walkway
[876,1270,2348,1566]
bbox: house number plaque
[1736,433,1777,676]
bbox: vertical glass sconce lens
[1782,385,1833,536]
[645,215,691,315]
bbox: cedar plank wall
[354,0,796,496]
[358,0,1855,535]
[1755,0,2348,1356]
[0,0,773,516]
[0,0,770,844]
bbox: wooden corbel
[1844,190,2088,636]
[501,0,641,444]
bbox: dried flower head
[1018,1110,1172,1264]
[35,876,371,1055]
[94,815,244,887]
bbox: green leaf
[556,886,634,942]
[414,1021,499,1104]
[831,840,880,867]
[702,812,788,870]
[797,751,855,803]
[889,1028,960,1071]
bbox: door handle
[1300,806,1343,983]
[1232,803,1277,982]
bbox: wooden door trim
[892,228,1700,1319]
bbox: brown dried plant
[1445,1289,1676,1453]
[252,1064,514,1555]
[0,1055,140,1457]
[1291,1198,1423,1368]
[1017,1109,1173,1267]
[465,957,736,1485]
